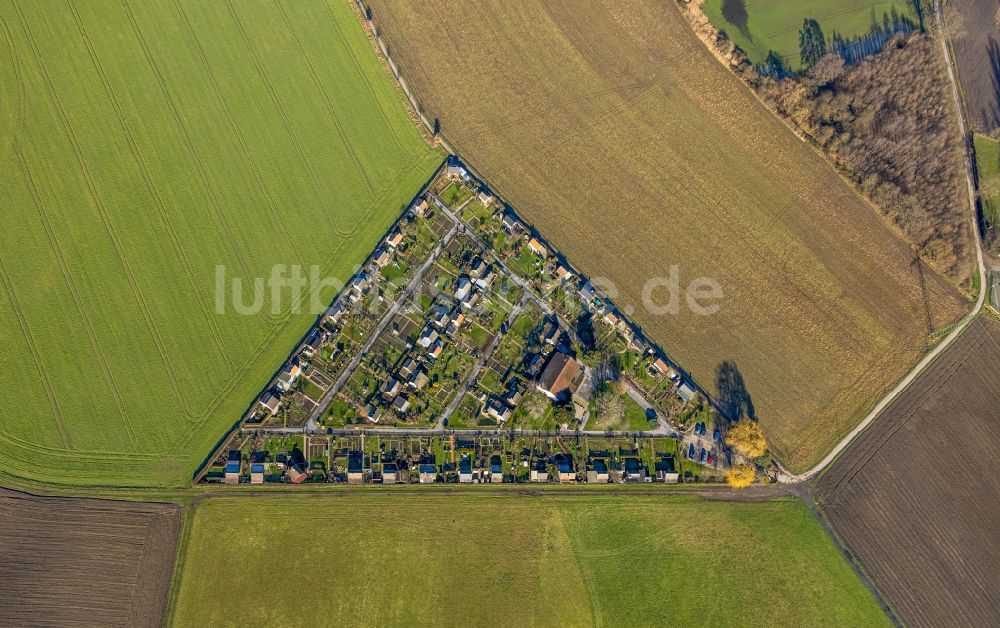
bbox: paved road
[435,295,527,428]
[777,1,987,483]
[430,195,559,320]
[308,215,461,428]
[243,425,679,439]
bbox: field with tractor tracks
[0,0,441,486]
[170,492,889,626]
[363,0,966,471]
[951,0,1000,133]
[816,315,1000,627]
[0,488,180,626]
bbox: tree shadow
[714,361,754,430]
[988,36,1000,131]
[721,0,751,41]
[910,253,934,340]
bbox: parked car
[713,429,721,442]
[688,443,695,459]
[707,453,714,465]
[699,448,707,464]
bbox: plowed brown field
[363,0,966,470]
[951,0,1000,133]
[0,489,180,627]
[816,315,1000,627]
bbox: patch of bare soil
[0,489,180,627]
[816,316,1000,627]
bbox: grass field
[0,0,441,486]
[0,488,180,626]
[170,492,889,626]
[975,134,1000,250]
[365,0,966,471]
[701,0,914,69]
[816,315,1000,627]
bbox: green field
[975,134,1000,249]
[170,493,889,626]
[0,0,441,486]
[702,0,913,69]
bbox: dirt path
[778,2,987,483]
[308,211,462,427]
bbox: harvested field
[816,315,1000,627]
[0,0,440,486]
[951,0,1000,133]
[171,493,889,626]
[364,0,966,470]
[0,488,180,627]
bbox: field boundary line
[352,0,454,153]
[165,159,433,436]
[0,241,72,450]
[69,2,235,376]
[12,0,193,429]
[801,485,903,626]
[816,320,990,505]
[222,0,350,236]
[316,0,407,158]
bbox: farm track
[783,0,989,481]
[815,315,1000,627]
[948,0,1000,133]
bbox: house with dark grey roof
[587,459,609,484]
[458,456,473,483]
[655,456,679,484]
[347,452,364,485]
[382,463,398,485]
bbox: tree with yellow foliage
[725,464,756,489]
[726,419,767,458]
